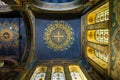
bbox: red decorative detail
[105,34,108,38]
[101,16,104,20]
[97,34,99,37]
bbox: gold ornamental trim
[0,29,13,42]
[0,22,19,48]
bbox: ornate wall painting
[44,21,74,51]
[111,26,120,80]
[0,18,26,60]
[113,0,120,25]
[35,18,80,60]
[0,22,19,48]
[110,0,120,80]
[112,27,120,54]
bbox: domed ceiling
[29,0,91,12]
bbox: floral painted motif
[112,27,120,53]
[44,21,74,51]
[0,22,19,48]
[111,0,120,80]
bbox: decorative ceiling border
[30,0,83,11]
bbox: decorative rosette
[44,21,74,51]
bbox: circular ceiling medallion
[0,29,13,42]
[112,27,120,54]
[44,21,74,51]
[0,22,19,48]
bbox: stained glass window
[51,66,66,80]
[69,65,87,80]
[95,30,100,42]
[95,29,109,44]
[30,66,47,80]
[105,9,109,21]
[100,11,105,22]
[96,13,100,23]
[95,49,108,62]
[70,72,82,80]
[33,72,46,80]
[95,9,109,23]
[51,72,66,80]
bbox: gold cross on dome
[53,31,64,42]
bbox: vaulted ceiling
[28,0,97,13]
[0,0,101,13]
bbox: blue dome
[40,0,75,3]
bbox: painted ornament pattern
[0,22,19,48]
[44,21,74,51]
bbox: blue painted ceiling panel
[0,18,26,60]
[35,15,81,60]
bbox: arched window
[95,29,109,43]
[87,29,109,44]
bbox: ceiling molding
[29,0,85,12]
